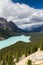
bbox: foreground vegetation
[0,32,43,65]
[27,60,32,65]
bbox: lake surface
[0,35,31,49]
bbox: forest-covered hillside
[0,32,43,65]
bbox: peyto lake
[0,35,31,49]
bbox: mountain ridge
[0,17,43,39]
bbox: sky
[12,0,43,9]
[0,0,43,29]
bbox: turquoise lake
[0,35,31,49]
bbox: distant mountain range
[0,17,43,39]
[24,25,43,32]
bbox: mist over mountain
[0,17,43,34]
[23,24,43,32]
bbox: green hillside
[0,32,43,65]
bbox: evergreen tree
[40,39,43,50]
[27,60,32,65]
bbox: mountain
[0,17,43,39]
[8,21,25,32]
[0,18,25,39]
[0,17,43,33]
[22,25,43,33]
[29,25,43,32]
[0,17,27,31]
[0,18,21,31]
[0,18,8,29]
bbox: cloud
[0,0,43,29]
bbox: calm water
[0,35,31,49]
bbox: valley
[0,32,43,65]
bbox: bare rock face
[0,17,25,39]
[0,36,4,40]
[0,18,7,29]
[0,17,23,31]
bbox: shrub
[27,60,32,65]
